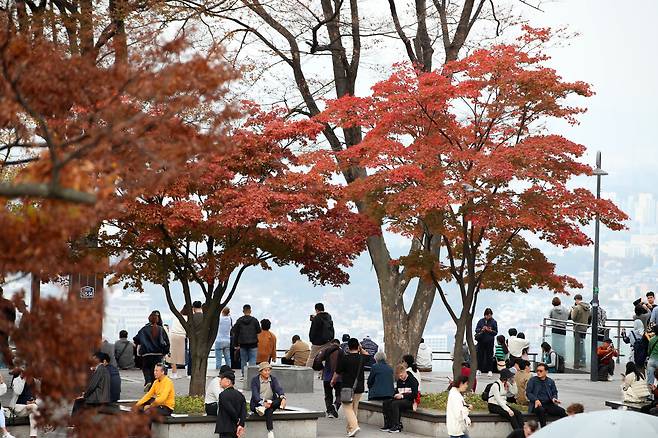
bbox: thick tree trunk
[452,310,477,388]
[188,337,211,396]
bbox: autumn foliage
[319,27,627,378]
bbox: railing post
[616,319,621,364]
[542,317,547,342]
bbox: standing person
[250,363,286,438]
[548,297,569,358]
[486,368,524,430]
[360,336,379,369]
[114,330,135,370]
[318,339,343,418]
[257,319,277,364]
[232,304,261,378]
[646,291,656,314]
[306,303,335,368]
[282,335,310,366]
[474,308,497,377]
[205,365,230,416]
[623,307,649,369]
[651,300,658,329]
[634,300,651,330]
[9,370,38,438]
[135,363,175,417]
[416,338,433,372]
[340,334,351,353]
[381,364,419,433]
[169,305,189,379]
[596,338,619,381]
[332,338,368,437]
[367,351,394,401]
[72,352,111,415]
[569,294,591,369]
[215,307,233,369]
[447,376,472,438]
[495,335,509,371]
[645,326,658,388]
[214,369,246,438]
[0,287,16,367]
[134,311,170,390]
[514,360,532,407]
[525,363,567,427]
[186,301,204,377]
[541,342,558,373]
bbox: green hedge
[174,396,205,415]
[421,392,525,413]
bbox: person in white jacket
[416,339,432,372]
[447,376,472,438]
[621,362,651,403]
[9,371,38,438]
[0,374,15,438]
[508,331,530,360]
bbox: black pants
[640,400,658,414]
[383,398,413,427]
[254,396,283,431]
[323,381,341,412]
[477,338,494,372]
[281,357,295,365]
[598,361,614,380]
[205,402,218,416]
[532,401,566,427]
[142,355,162,385]
[488,403,524,430]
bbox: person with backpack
[231,304,261,379]
[315,339,343,418]
[548,297,569,359]
[622,308,648,370]
[485,368,524,430]
[541,342,559,373]
[114,330,135,370]
[134,311,170,390]
[306,303,335,368]
[526,363,567,427]
[646,326,658,388]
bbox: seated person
[541,342,558,373]
[461,362,476,391]
[505,420,539,438]
[9,369,39,438]
[596,338,619,381]
[416,338,433,372]
[381,364,419,433]
[100,352,121,403]
[72,352,110,415]
[508,330,529,362]
[0,373,16,438]
[282,335,310,366]
[514,360,532,406]
[250,362,286,437]
[526,363,567,427]
[367,351,395,401]
[486,368,524,430]
[621,361,650,403]
[135,363,175,416]
[205,365,230,416]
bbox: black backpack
[480,381,499,402]
[321,316,335,343]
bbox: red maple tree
[104,106,372,395]
[318,27,627,380]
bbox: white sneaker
[487,371,493,377]
[255,406,266,416]
[3,433,15,438]
[347,427,360,437]
[267,431,274,438]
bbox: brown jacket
[257,330,277,363]
[515,369,531,406]
[284,340,311,366]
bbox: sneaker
[3,433,16,438]
[267,431,274,438]
[388,425,401,433]
[329,405,339,418]
[255,406,266,416]
[487,371,493,377]
[347,427,360,437]
[379,426,391,432]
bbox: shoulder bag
[340,354,363,404]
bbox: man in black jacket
[215,370,247,438]
[306,303,335,367]
[382,364,419,433]
[232,304,261,378]
[72,352,111,415]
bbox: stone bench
[151,406,323,438]
[358,400,555,438]
[605,400,648,411]
[242,364,314,393]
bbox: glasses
[537,369,546,373]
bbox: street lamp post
[590,151,608,382]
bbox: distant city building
[103,291,152,340]
[423,334,448,352]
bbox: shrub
[174,396,205,415]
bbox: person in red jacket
[596,338,619,381]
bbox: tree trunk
[188,336,211,396]
[452,310,478,389]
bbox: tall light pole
[590,151,607,382]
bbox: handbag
[340,354,363,404]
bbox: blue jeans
[239,347,258,377]
[215,341,231,369]
[648,357,658,386]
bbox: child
[214,370,247,438]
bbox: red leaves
[318,29,627,294]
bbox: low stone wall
[358,400,551,438]
[152,407,323,438]
[242,364,314,393]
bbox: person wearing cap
[486,368,524,430]
[525,363,566,427]
[215,369,246,438]
[205,365,231,416]
[250,362,286,438]
[596,338,618,381]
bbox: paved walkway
[0,368,622,437]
